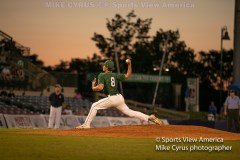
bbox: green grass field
[0,129,240,160]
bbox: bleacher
[0,30,56,90]
[11,95,92,113]
[0,100,33,114]
[0,106,33,115]
[0,31,28,89]
[0,93,131,117]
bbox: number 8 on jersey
[110,77,115,87]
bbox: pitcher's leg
[117,104,149,122]
[83,104,97,127]
[54,107,62,129]
[48,106,56,128]
[84,97,111,127]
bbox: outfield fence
[0,114,169,129]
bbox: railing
[0,30,30,55]
[0,30,13,41]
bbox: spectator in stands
[82,98,91,109]
[0,90,8,97]
[208,101,217,116]
[78,106,88,116]
[41,107,46,114]
[63,104,72,115]
[2,66,12,80]
[48,84,64,129]
[207,101,217,121]
[17,68,24,80]
[7,90,15,98]
[0,52,7,64]
[74,91,82,100]
[11,66,18,79]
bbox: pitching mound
[24,125,240,140]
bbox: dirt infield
[23,125,240,140]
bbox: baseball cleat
[75,124,90,129]
[148,114,163,125]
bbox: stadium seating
[1,31,56,90]
[0,103,33,115]
[0,95,128,117]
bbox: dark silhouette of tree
[44,53,103,74]
[54,60,69,72]
[68,53,102,73]
[92,10,152,70]
[24,54,44,67]
[199,49,233,90]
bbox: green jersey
[98,72,125,95]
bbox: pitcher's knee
[90,102,100,110]
[91,102,97,108]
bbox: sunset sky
[0,0,235,66]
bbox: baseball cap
[103,60,115,69]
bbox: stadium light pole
[113,33,123,95]
[152,43,168,109]
[220,26,230,107]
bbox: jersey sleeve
[116,74,126,82]
[98,73,105,84]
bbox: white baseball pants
[84,94,149,127]
[48,106,62,129]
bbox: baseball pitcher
[76,59,162,129]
